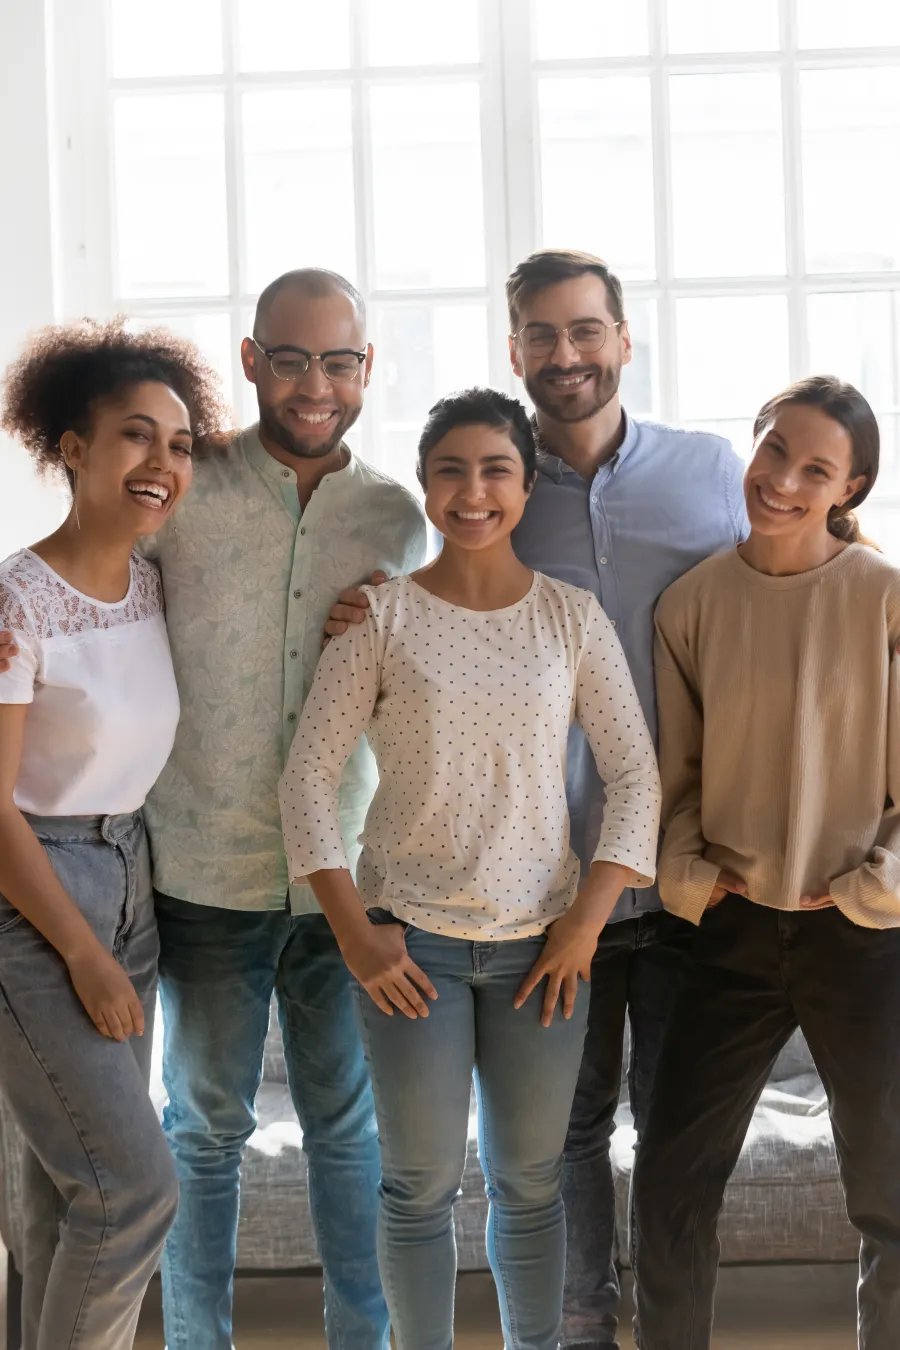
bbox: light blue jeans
[155,892,387,1350]
[357,916,590,1350]
[0,812,178,1350]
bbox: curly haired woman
[0,318,228,1350]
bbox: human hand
[706,871,748,910]
[514,909,598,1028]
[799,893,835,910]
[322,571,388,647]
[0,631,18,675]
[66,943,145,1041]
[342,920,438,1019]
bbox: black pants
[562,909,696,1350]
[633,895,900,1350]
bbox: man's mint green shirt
[141,425,427,912]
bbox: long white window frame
[47,0,900,497]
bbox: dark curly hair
[417,387,537,488]
[1,317,232,489]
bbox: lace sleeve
[0,578,40,704]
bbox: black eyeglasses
[514,320,624,357]
[252,339,367,384]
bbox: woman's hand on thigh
[342,922,438,1019]
[514,911,596,1028]
[66,943,146,1041]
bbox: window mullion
[221,0,246,404]
[780,0,806,382]
[647,0,677,423]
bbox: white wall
[0,0,67,561]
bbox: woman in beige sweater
[632,375,900,1350]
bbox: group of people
[0,248,897,1350]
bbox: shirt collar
[533,408,637,482]
[241,422,357,491]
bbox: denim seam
[0,975,113,1349]
[477,1069,522,1349]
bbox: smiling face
[509,273,632,425]
[241,286,372,460]
[744,402,867,542]
[422,423,534,550]
[62,380,193,537]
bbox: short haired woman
[280,387,661,1349]
[0,318,227,1349]
[632,376,900,1350]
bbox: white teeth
[550,373,590,387]
[294,411,333,424]
[455,511,492,520]
[127,482,170,503]
[759,489,797,513]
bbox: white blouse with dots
[279,572,661,941]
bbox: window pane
[798,0,900,48]
[666,0,779,52]
[139,313,235,410]
[113,95,229,299]
[620,300,659,417]
[0,446,67,561]
[670,73,785,278]
[533,0,649,59]
[859,484,900,563]
[807,292,900,411]
[110,0,222,77]
[366,0,479,65]
[802,69,900,274]
[242,90,356,293]
[369,85,485,289]
[539,78,655,281]
[371,304,489,493]
[237,0,350,71]
[676,295,790,422]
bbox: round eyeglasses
[252,339,367,383]
[514,320,624,357]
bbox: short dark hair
[416,388,537,488]
[753,375,880,544]
[506,249,625,331]
[1,317,230,490]
[253,268,366,337]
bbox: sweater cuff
[658,857,721,926]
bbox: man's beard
[524,362,621,425]
[258,401,358,460]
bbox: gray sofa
[0,1008,858,1342]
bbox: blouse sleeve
[830,644,900,926]
[574,599,661,886]
[279,603,383,883]
[653,596,722,924]
[0,581,40,704]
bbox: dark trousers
[633,895,900,1350]
[562,909,696,1350]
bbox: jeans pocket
[367,906,409,932]
[0,893,26,935]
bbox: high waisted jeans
[357,916,590,1350]
[0,812,178,1350]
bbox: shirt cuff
[658,857,721,926]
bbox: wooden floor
[130,1264,860,1348]
[1,1245,860,1348]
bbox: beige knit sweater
[654,543,900,928]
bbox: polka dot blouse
[279,572,661,941]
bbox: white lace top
[0,549,180,815]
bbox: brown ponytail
[753,375,880,544]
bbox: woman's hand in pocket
[706,872,747,910]
[342,921,438,1019]
[514,910,597,1028]
[65,943,145,1041]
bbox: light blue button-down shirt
[512,411,749,923]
